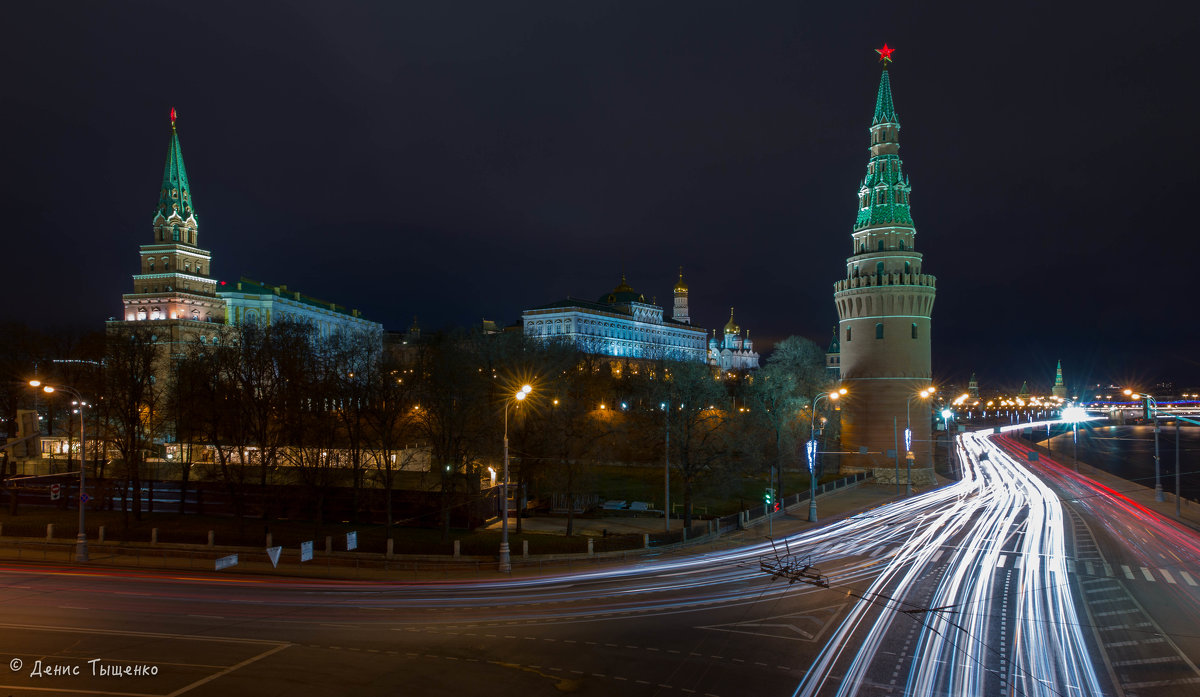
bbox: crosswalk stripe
[1067,559,1076,573]
[1180,571,1198,587]
[1122,565,1135,580]
[1141,567,1155,582]
[1103,563,1113,577]
[1015,555,1023,569]
[997,555,1008,568]
[1160,569,1177,585]
[1085,561,1095,576]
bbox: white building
[707,308,760,371]
[523,274,707,362]
[219,277,383,341]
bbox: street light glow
[1062,406,1087,422]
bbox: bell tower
[833,46,937,468]
[672,267,690,325]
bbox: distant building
[111,108,226,349]
[112,110,381,348]
[708,308,760,371]
[1052,360,1068,399]
[523,273,707,362]
[968,372,979,398]
[219,277,381,340]
[826,327,841,378]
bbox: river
[1010,423,1200,503]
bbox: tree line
[1,320,837,539]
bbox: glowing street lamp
[905,388,934,496]
[1062,405,1088,473]
[499,383,532,572]
[1125,389,1164,502]
[807,387,847,523]
[29,380,89,562]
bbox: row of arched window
[844,323,919,341]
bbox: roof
[872,67,899,126]
[598,274,645,304]
[156,111,195,222]
[524,296,702,331]
[219,276,372,321]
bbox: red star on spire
[876,43,895,65]
[170,106,177,125]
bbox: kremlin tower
[833,46,937,469]
[114,109,225,349]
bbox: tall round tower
[834,46,937,468]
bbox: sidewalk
[0,481,909,582]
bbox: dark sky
[4,2,1195,390]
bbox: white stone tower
[833,46,937,468]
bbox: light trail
[793,423,1106,697]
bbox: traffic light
[763,487,774,506]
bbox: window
[875,323,884,339]
[899,240,906,251]
[878,239,885,251]
[876,261,885,276]
[905,261,911,274]
[172,226,180,242]
[148,258,155,272]
[912,323,918,339]
[846,327,852,342]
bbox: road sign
[266,546,282,568]
[49,483,61,501]
[300,540,313,562]
[346,531,357,551]
[80,494,89,503]
[214,554,238,570]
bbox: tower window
[912,323,918,339]
[876,261,885,276]
[905,261,911,274]
[846,327,852,342]
[899,239,906,251]
[877,240,885,251]
[172,226,180,242]
[875,323,884,339]
[148,258,155,272]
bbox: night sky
[4,2,1195,390]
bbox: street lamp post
[662,401,670,534]
[499,384,532,573]
[905,388,934,497]
[807,387,846,523]
[30,380,89,562]
[1128,391,1165,503]
[940,408,955,478]
[1062,405,1087,473]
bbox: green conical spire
[1055,360,1064,387]
[872,68,898,126]
[155,107,195,222]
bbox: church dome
[724,308,739,334]
[600,274,645,304]
[673,269,688,292]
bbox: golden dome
[673,267,688,292]
[724,307,739,334]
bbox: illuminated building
[707,308,760,371]
[833,46,937,468]
[114,109,226,348]
[523,273,708,362]
[1052,360,1068,399]
[219,277,382,340]
[113,110,380,346]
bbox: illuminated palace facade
[111,111,381,345]
[523,273,708,363]
[834,49,937,468]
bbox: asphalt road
[2,422,1199,696]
